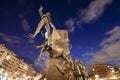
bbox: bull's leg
[37,47,45,62]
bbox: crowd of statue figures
[29,6,89,80]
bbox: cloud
[21,19,31,32]
[0,32,21,44]
[90,26,120,65]
[18,13,31,32]
[100,26,120,46]
[65,18,76,32]
[28,39,35,44]
[0,32,35,45]
[80,0,112,23]
[65,0,112,32]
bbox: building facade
[91,63,115,79]
[0,44,39,79]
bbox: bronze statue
[29,6,73,80]
[73,58,81,80]
[55,61,73,80]
[78,60,89,80]
[29,6,55,46]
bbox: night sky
[0,0,120,71]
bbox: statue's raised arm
[29,6,52,41]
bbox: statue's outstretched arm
[38,6,44,18]
[35,45,44,49]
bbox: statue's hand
[39,6,43,11]
[35,46,41,49]
[29,34,35,39]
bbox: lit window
[95,75,99,79]
[6,55,11,60]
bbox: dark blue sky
[0,0,120,71]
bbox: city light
[24,66,28,69]
[112,69,115,73]
[89,78,92,80]
[6,55,11,60]
[33,71,35,73]
[95,75,99,78]
[0,68,3,74]
[111,75,118,79]
[15,72,18,75]
[44,78,46,80]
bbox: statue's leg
[33,18,45,37]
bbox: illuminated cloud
[65,18,76,32]
[28,39,35,44]
[65,0,112,32]
[0,32,35,46]
[80,0,112,23]
[0,32,21,44]
[21,19,31,32]
[90,26,120,65]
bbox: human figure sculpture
[29,6,73,80]
[29,6,55,46]
[78,60,89,80]
[73,58,81,80]
[55,61,73,80]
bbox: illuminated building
[16,60,36,78]
[114,66,120,79]
[0,44,39,79]
[91,63,115,79]
[0,44,21,73]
